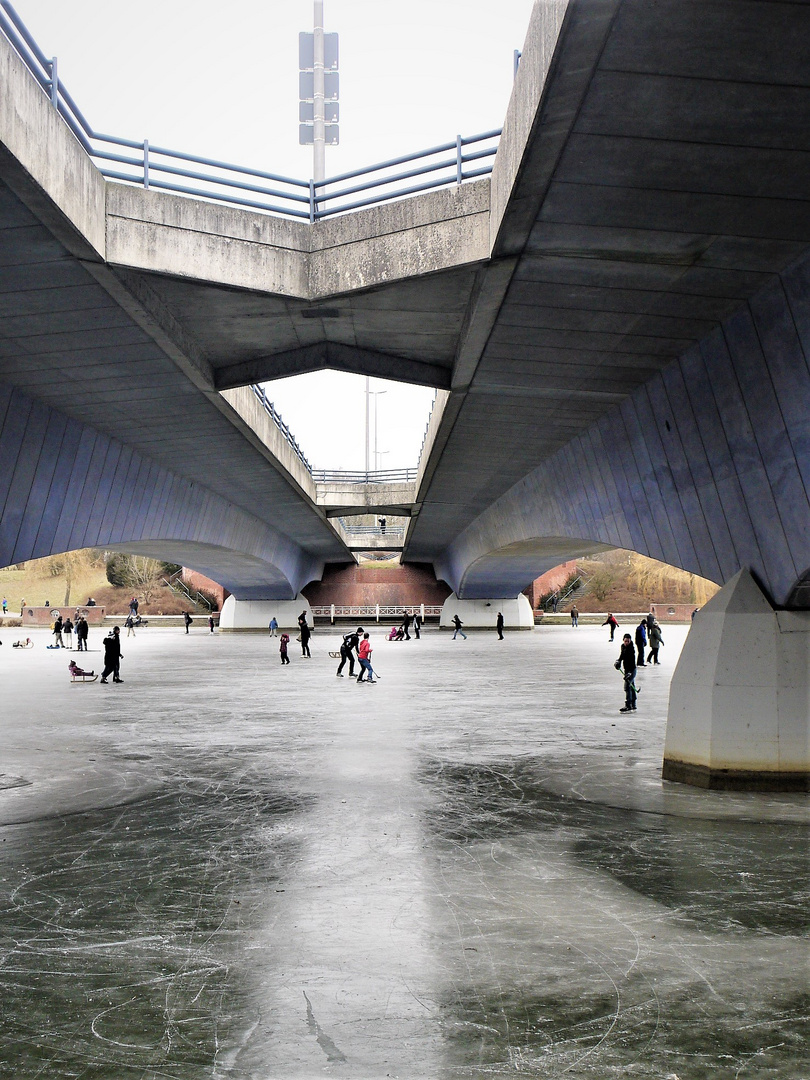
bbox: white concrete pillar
[219,595,312,631]
[663,568,809,791]
[439,593,534,630]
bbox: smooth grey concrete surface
[0,625,807,1079]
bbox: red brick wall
[303,562,451,607]
[181,570,228,610]
[524,561,578,608]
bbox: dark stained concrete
[0,625,806,1078]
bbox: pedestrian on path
[298,611,312,658]
[452,614,467,640]
[602,613,619,641]
[648,622,664,665]
[496,612,504,640]
[100,626,123,683]
[183,611,192,634]
[279,632,290,664]
[337,627,362,677]
[357,633,377,683]
[615,633,637,712]
[570,604,579,627]
[269,617,278,637]
[1,597,6,614]
[635,619,647,667]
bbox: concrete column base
[440,593,534,630]
[219,595,312,632]
[662,569,810,791]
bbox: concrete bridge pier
[219,595,313,632]
[663,569,810,792]
[439,593,534,631]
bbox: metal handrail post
[309,179,315,223]
[49,55,57,106]
[143,139,149,189]
[456,135,462,184]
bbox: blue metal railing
[249,385,312,472]
[0,2,500,222]
[312,468,417,484]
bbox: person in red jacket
[357,633,377,684]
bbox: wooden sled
[328,651,341,658]
[70,673,98,683]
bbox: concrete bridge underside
[1,1,809,784]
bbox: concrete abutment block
[663,569,810,791]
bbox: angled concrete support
[663,570,810,791]
[219,595,313,632]
[439,593,534,630]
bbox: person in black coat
[298,610,312,657]
[100,626,123,683]
[337,626,363,677]
[615,634,637,712]
[496,612,504,640]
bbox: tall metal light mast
[299,3,339,187]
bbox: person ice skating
[63,616,74,649]
[208,614,215,633]
[496,612,504,640]
[602,613,619,641]
[279,632,290,664]
[412,612,421,639]
[183,611,192,634]
[125,613,136,637]
[100,626,123,683]
[357,633,377,683]
[298,611,312,657]
[68,659,94,678]
[635,619,647,667]
[648,622,664,665]
[452,614,467,640]
[268,617,278,637]
[402,612,412,640]
[337,626,362,677]
[75,615,88,651]
[52,615,64,648]
[615,633,638,712]
[570,604,579,628]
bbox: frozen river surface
[0,622,807,1079]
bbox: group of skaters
[606,611,665,713]
[387,611,421,640]
[47,612,90,651]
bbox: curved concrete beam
[437,262,810,606]
[0,385,323,600]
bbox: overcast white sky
[16,0,535,469]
